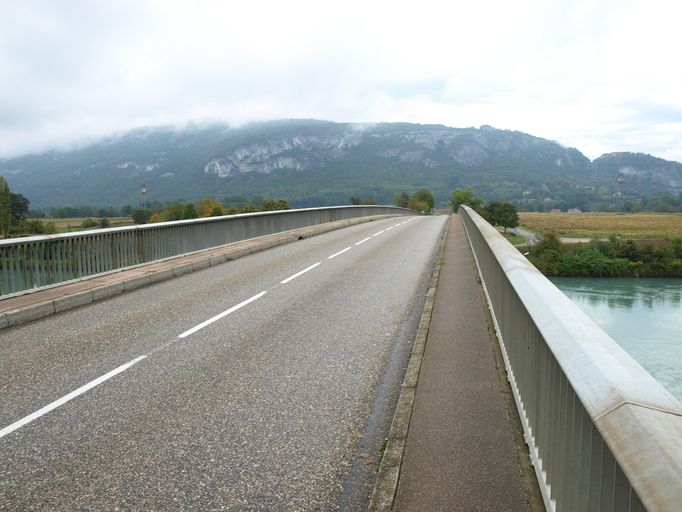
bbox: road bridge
[0,207,680,511]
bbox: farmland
[48,217,134,232]
[519,212,682,239]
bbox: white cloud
[1,0,681,161]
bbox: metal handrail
[0,205,414,296]
[460,205,682,512]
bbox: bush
[81,218,98,228]
[20,219,57,235]
[560,247,629,277]
[131,208,152,224]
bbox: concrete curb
[0,214,404,331]
[367,217,449,512]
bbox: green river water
[551,277,682,402]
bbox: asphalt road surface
[0,215,447,511]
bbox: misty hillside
[1,120,681,210]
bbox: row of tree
[450,188,519,231]
[131,198,291,224]
[394,188,435,213]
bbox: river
[551,277,682,402]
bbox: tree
[240,204,258,213]
[450,188,483,212]
[0,177,11,237]
[412,188,435,210]
[182,203,198,219]
[197,198,224,217]
[131,208,152,224]
[10,193,30,223]
[163,202,185,221]
[485,201,519,232]
[260,199,290,211]
[407,196,428,213]
[394,191,410,208]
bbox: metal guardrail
[0,205,414,296]
[459,206,682,512]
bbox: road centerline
[328,247,352,259]
[178,291,267,338]
[355,237,372,246]
[280,262,321,284]
[0,355,147,439]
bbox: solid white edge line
[179,291,267,338]
[355,237,372,246]
[0,355,147,439]
[328,247,352,259]
[280,262,321,284]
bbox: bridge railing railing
[460,205,682,512]
[0,205,413,297]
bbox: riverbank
[527,234,682,278]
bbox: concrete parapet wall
[0,205,413,296]
[460,205,682,512]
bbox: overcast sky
[1,0,681,161]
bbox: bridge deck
[393,214,540,511]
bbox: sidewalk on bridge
[371,214,540,511]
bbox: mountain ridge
[1,120,680,210]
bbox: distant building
[550,208,562,213]
[567,208,583,214]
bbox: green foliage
[80,218,98,228]
[484,201,519,232]
[10,193,30,223]
[450,188,483,212]
[528,233,682,277]
[182,203,198,219]
[412,188,435,210]
[131,208,152,224]
[240,204,258,213]
[260,199,290,211]
[99,217,110,228]
[407,196,428,213]
[0,176,11,236]
[394,191,409,208]
[19,219,57,235]
[163,202,185,221]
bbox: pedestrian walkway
[384,215,539,511]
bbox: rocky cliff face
[201,123,590,178]
[203,133,363,176]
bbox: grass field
[519,212,682,238]
[48,217,134,231]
